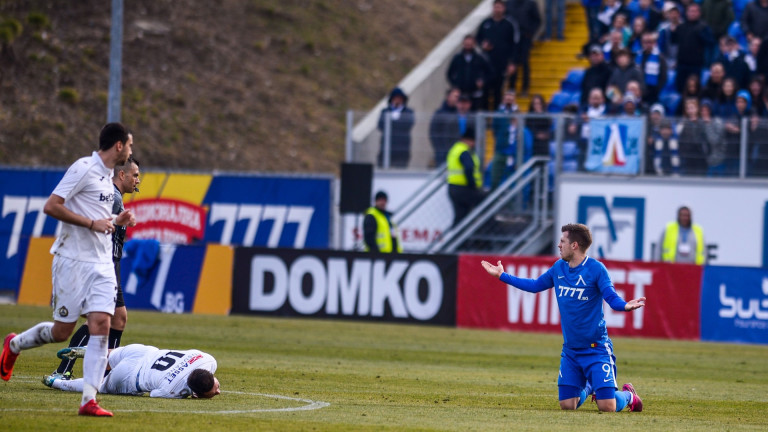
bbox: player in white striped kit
[46,344,220,399]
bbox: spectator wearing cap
[377,87,415,168]
[718,35,752,90]
[646,103,668,173]
[637,31,668,104]
[621,94,643,115]
[657,2,682,69]
[580,44,614,106]
[741,0,768,42]
[702,0,735,41]
[363,191,402,253]
[447,126,484,226]
[607,48,645,97]
[675,3,715,93]
[447,35,493,111]
[653,118,681,175]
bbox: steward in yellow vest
[659,206,705,265]
[446,125,484,227]
[363,191,402,253]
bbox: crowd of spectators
[379,0,768,178]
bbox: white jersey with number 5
[139,346,217,398]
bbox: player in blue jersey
[481,223,646,413]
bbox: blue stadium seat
[660,92,681,115]
[560,69,585,92]
[568,91,582,105]
[548,92,571,113]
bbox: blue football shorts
[557,340,618,399]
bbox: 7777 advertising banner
[457,255,702,340]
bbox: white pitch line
[0,386,330,414]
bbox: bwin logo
[99,193,114,202]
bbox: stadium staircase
[392,157,553,255]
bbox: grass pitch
[1,305,767,431]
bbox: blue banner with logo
[201,175,331,249]
[701,266,768,344]
[585,118,643,174]
[0,168,65,291]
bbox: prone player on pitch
[45,344,220,399]
[481,223,647,413]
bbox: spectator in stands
[506,0,543,96]
[621,94,643,115]
[718,90,751,175]
[702,0,736,41]
[718,36,752,90]
[363,191,402,253]
[603,29,626,66]
[597,0,628,40]
[750,76,768,115]
[701,62,726,101]
[456,93,474,137]
[527,94,553,156]
[677,98,710,174]
[741,0,768,42]
[580,88,609,141]
[625,80,649,112]
[447,126,484,226]
[646,103,665,173]
[748,113,768,175]
[491,90,521,188]
[609,12,633,46]
[675,3,715,93]
[629,0,662,34]
[627,16,648,55]
[676,74,703,115]
[583,0,604,44]
[656,206,706,264]
[607,49,645,96]
[447,35,492,111]
[580,45,613,106]
[637,32,668,104]
[658,2,682,69]
[377,87,414,168]
[653,118,682,175]
[715,77,739,117]
[544,0,566,41]
[745,37,761,73]
[699,99,728,175]
[429,88,461,168]
[477,0,520,111]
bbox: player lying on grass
[481,223,647,413]
[44,344,220,399]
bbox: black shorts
[113,260,125,309]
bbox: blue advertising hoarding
[701,266,768,344]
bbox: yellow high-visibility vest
[446,141,482,187]
[661,222,705,265]
[364,207,402,253]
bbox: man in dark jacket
[447,34,493,111]
[429,88,461,167]
[741,0,768,41]
[580,45,613,106]
[718,35,752,90]
[674,3,714,93]
[506,0,542,95]
[377,87,415,168]
[477,0,520,110]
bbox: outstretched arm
[481,260,552,293]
